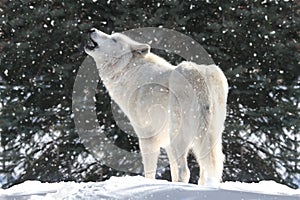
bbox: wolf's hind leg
[193,142,224,187]
[166,146,190,183]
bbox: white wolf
[84,28,228,186]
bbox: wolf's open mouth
[85,37,98,50]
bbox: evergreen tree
[0,0,299,189]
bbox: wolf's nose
[88,28,96,33]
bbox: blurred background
[0,0,299,189]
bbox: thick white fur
[85,29,228,186]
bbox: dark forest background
[0,0,299,189]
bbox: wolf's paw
[204,178,220,188]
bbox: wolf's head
[85,28,150,66]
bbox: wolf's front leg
[165,146,179,182]
[177,153,190,183]
[139,138,160,179]
[141,151,159,179]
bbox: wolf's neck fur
[97,53,174,86]
[144,53,174,69]
[95,53,133,83]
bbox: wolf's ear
[132,43,150,56]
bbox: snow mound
[0,176,299,200]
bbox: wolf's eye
[111,38,117,43]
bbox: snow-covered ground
[0,176,299,200]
